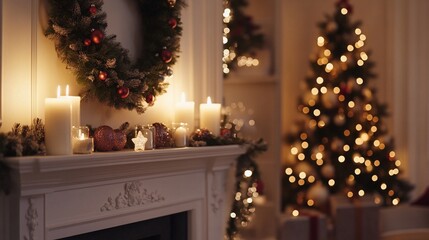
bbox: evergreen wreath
[45,0,185,113]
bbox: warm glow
[328,179,335,186]
[343,145,350,151]
[356,77,364,85]
[316,159,324,166]
[244,170,253,178]
[358,190,365,196]
[289,176,296,183]
[355,28,362,35]
[347,191,354,198]
[340,55,347,62]
[308,176,315,183]
[302,141,309,149]
[57,85,61,98]
[324,49,331,56]
[320,87,327,94]
[372,175,378,181]
[341,8,348,15]
[348,101,355,108]
[313,109,321,117]
[392,198,400,205]
[316,77,324,84]
[206,96,212,104]
[325,63,334,72]
[347,45,354,52]
[317,36,325,46]
[381,183,387,190]
[356,124,363,131]
[338,155,346,163]
[298,153,305,161]
[333,87,341,94]
[311,88,319,95]
[291,147,298,155]
[292,210,300,217]
[230,212,236,218]
[355,168,361,175]
[285,168,293,175]
[65,85,70,96]
[307,199,314,206]
[299,172,307,179]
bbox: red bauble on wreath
[161,49,173,63]
[89,4,97,15]
[168,18,177,29]
[83,38,92,46]
[117,86,130,99]
[91,29,104,44]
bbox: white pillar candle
[175,92,195,132]
[199,96,221,135]
[45,86,73,155]
[59,85,81,127]
[174,125,187,147]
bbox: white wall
[1,0,223,131]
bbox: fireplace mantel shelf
[1,145,244,240]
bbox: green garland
[45,0,185,113]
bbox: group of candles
[175,92,221,136]
[44,87,222,155]
[45,85,93,155]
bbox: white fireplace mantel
[0,145,245,240]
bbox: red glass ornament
[83,38,92,46]
[89,4,97,15]
[161,49,172,63]
[168,18,177,29]
[145,94,154,104]
[91,29,104,44]
[98,71,107,80]
[117,86,130,99]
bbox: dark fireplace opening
[59,211,188,240]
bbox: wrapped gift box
[279,209,328,240]
[330,195,380,240]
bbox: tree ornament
[307,182,329,206]
[168,18,177,29]
[152,122,173,148]
[45,0,185,114]
[93,125,115,152]
[321,90,338,109]
[168,0,176,7]
[145,94,154,104]
[98,71,108,81]
[113,129,127,150]
[161,49,173,63]
[83,38,92,46]
[117,86,130,99]
[321,164,335,178]
[91,29,104,44]
[89,4,97,15]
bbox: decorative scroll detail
[210,172,224,214]
[100,181,165,212]
[24,198,39,240]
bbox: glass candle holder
[135,124,154,150]
[172,122,188,148]
[72,126,94,154]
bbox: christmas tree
[222,0,264,76]
[282,0,412,211]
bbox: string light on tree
[222,0,264,77]
[281,0,412,211]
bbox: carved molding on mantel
[24,198,38,240]
[100,181,165,212]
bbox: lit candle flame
[66,85,70,97]
[207,96,212,104]
[57,85,61,98]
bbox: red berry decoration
[91,29,104,44]
[93,125,115,152]
[168,18,177,29]
[113,129,127,151]
[89,4,97,15]
[83,38,92,46]
[161,49,173,63]
[98,71,108,81]
[117,86,130,99]
[145,94,154,104]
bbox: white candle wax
[174,126,187,147]
[45,97,73,155]
[60,85,81,127]
[199,96,221,135]
[175,93,195,131]
[73,138,94,154]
